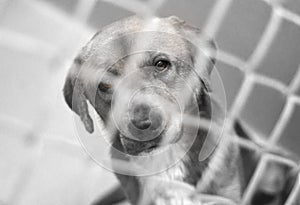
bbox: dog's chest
[133,147,203,185]
[158,158,188,182]
[133,151,205,204]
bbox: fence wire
[1,0,300,204]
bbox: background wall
[0,0,299,204]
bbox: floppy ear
[63,16,137,134]
[62,27,109,134]
[63,58,94,133]
[167,16,217,89]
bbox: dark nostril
[131,103,152,130]
[131,119,152,130]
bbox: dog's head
[63,16,217,156]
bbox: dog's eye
[98,82,112,93]
[154,60,171,72]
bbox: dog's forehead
[89,16,193,59]
[102,16,182,39]
[123,32,190,57]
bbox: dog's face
[63,16,216,156]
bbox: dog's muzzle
[129,103,163,131]
[111,85,183,155]
[127,102,166,142]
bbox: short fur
[63,16,294,205]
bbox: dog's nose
[130,103,152,130]
[130,103,162,130]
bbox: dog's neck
[139,128,242,202]
[110,88,243,203]
[111,118,242,204]
[148,128,212,185]
[137,90,242,201]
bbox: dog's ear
[63,17,134,134]
[62,28,110,134]
[63,57,94,133]
[167,16,217,86]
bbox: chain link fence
[1,0,300,204]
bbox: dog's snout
[130,103,163,131]
[130,103,152,130]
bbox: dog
[63,16,296,205]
